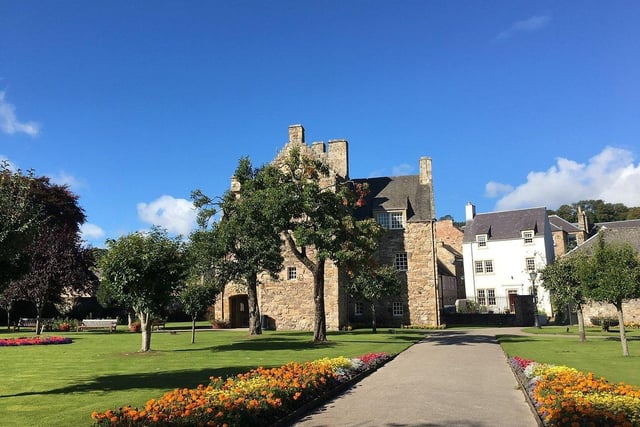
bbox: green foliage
[540,257,586,310]
[348,264,401,302]
[99,227,188,350]
[0,162,41,290]
[273,147,383,341]
[580,234,640,306]
[549,199,638,224]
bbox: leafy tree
[0,162,41,292]
[627,207,640,220]
[274,148,383,342]
[550,200,633,225]
[5,174,95,333]
[347,264,401,333]
[8,226,97,334]
[579,234,640,356]
[99,227,188,352]
[540,257,588,342]
[178,281,219,344]
[192,157,286,335]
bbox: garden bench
[77,319,118,333]
[15,317,54,333]
[151,319,166,331]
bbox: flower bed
[510,356,640,426]
[92,352,390,426]
[0,336,72,346]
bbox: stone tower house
[214,124,441,330]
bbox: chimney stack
[288,124,304,143]
[465,203,476,222]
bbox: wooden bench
[16,318,54,333]
[77,319,118,333]
[151,319,166,331]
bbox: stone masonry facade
[213,124,440,331]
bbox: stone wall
[582,300,640,326]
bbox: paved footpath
[292,328,538,427]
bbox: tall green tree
[274,148,382,342]
[5,174,95,333]
[540,257,588,342]
[0,162,40,292]
[192,157,286,335]
[580,234,640,356]
[99,227,188,352]
[347,264,401,333]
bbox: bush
[590,316,619,331]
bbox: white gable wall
[462,232,554,315]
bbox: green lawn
[0,324,424,427]
[498,326,640,387]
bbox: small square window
[522,231,534,244]
[392,302,403,317]
[525,257,535,272]
[376,212,390,229]
[354,302,364,316]
[476,235,487,248]
[390,212,404,229]
[395,253,408,271]
[287,267,297,280]
[484,260,494,273]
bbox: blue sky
[2,1,639,247]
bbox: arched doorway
[229,295,249,328]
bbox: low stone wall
[582,299,640,326]
[441,313,520,327]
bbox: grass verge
[0,325,423,427]
[498,328,640,387]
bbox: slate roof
[463,207,549,243]
[352,175,434,222]
[548,214,581,233]
[570,224,640,255]
[595,219,640,230]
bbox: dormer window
[376,211,405,229]
[522,230,534,244]
[476,234,488,248]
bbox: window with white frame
[287,267,297,280]
[395,252,408,271]
[487,288,496,306]
[476,234,487,248]
[475,260,494,274]
[354,302,364,316]
[376,211,405,229]
[476,289,496,306]
[522,230,534,244]
[525,257,536,272]
[477,289,486,305]
[392,302,403,316]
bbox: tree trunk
[247,274,262,335]
[35,303,44,336]
[616,303,629,357]
[313,259,327,342]
[191,316,197,344]
[576,305,586,342]
[371,303,377,333]
[6,310,11,332]
[139,311,152,352]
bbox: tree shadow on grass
[176,335,339,353]
[0,366,256,398]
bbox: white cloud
[81,223,105,240]
[497,15,551,41]
[491,147,640,211]
[0,91,40,137]
[49,171,84,191]
[391,163,414,176]
[485,181,514,198]
[137,195,197,236]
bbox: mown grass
[0,324,424,427]
[498,326,640,387]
